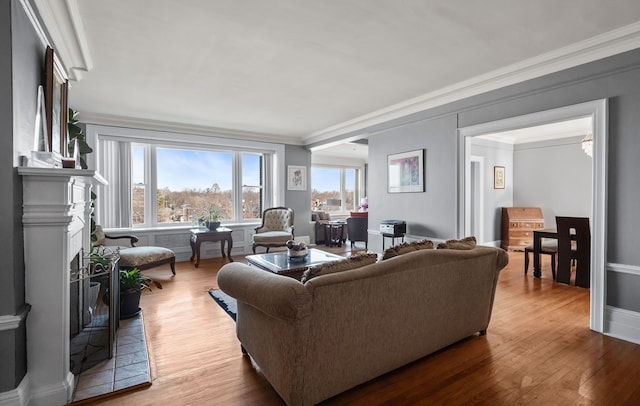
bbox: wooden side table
[324,221,346,247]
[190,227,233,267]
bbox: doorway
[457,99,608,333]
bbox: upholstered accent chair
[94,225,176,275]
[252,207,294,254]
[347,216,368,249]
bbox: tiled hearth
[72,314,151,402]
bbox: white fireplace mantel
[18,167,103,406]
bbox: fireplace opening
[69,250,119,375]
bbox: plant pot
[120,289,142,319]
[205,221,221,230]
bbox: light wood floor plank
[81,249,640,406]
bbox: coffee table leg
[227,237,233,262]
[220,240,226,259]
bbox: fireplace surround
[19,167,105,405]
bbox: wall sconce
[581,134,593,157]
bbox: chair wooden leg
[551,253,556,280]
[524,251,530,274]
[170,257,176,275]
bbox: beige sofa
[217,246,508,406]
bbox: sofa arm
[496,248,509,270]
[217,263,312,321]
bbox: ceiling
[34,1,640,147]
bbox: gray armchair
[347,216,368,249]
[252,207,294,254]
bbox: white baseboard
[604,305,640,345]
[0,374,29,406]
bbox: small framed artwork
[287,165,307,191]
[494,166,505,189]
[387,149,425,193]
[45,46,68,157]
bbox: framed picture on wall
[287,165,307,191]
[387,149,425,193]
[45,46,68,158]
[494,166,505,189]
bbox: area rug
[209,289,237,321]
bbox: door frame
[457,99,608,332]
[468,156,485,242]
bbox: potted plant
[67,108,93,169]
[119,267,162,319]
[198,205,222,230]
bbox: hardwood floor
[84,248,640,406]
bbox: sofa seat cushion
[301,252,377,283]
[252,231,294,244]
[437,236,477,250]
[119,246,175,268]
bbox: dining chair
[524,242,557,280]
[556,216,590,288]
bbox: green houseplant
[67,108,93,169]
[119,267,162,319]
[198,205,222,230]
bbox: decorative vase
[288,247,308,262]
[205,221,221,230]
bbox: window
[95,135,278,229]
[132,145,145,225]
[242,153,262,219]
[155,147,234,225]
[311,166,359,212]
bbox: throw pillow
[317,211,330,221]
[410,239,434,250]
[382,239,434,260]
[301,252,377,283]
[436,236,477,250]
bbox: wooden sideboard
[501,207,545,251]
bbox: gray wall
[368,114,458,251]
[467,136,592,244]
[470,139,514,243]
[2,0,43,392]
[284,144,312,241]
[346,49,640,312]
[514,136,592,226]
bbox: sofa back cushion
[437,236,477,250]
[381,239,434,260]
[301,253,377,283]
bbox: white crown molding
[79,111,304,146]
[304,21,640,145]
[31,0,92,81]
[19,0,50,47]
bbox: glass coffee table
[246,248,344,280]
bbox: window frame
[311,164,362,214]
[86,124,284,230]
